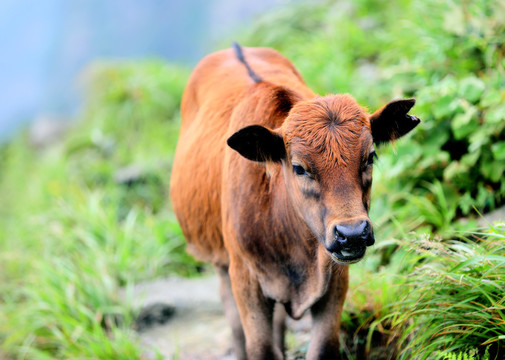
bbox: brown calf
[170,44,419,360]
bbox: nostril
[334,225,347,244]
[361,221,370,238]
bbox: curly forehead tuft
[282,95,370,167]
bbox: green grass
[376,225,505,359]
[0,61,199,359]
[1,192,185,359]
[337,225,505,360]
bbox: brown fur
[284,95,368,167]
[170,46,419,359]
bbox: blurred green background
[1,0,504,359]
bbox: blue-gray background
[0,0,282,140]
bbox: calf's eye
[367,151,378,166]
[293,164,307,176]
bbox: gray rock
[477,205,505,227]
[114,164,146,185]
[135,303,176,331]
[29,115,70,148]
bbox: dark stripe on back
[232,42,263,83]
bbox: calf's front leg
[229,260,284,360]
[273,302,287,356]
[306,265,349,360]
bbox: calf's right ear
[227,125,286,162]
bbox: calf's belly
[170,116,229,266]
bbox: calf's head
[227,94,419,264]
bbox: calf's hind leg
[216,265,247,360]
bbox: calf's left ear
[227,125,286,162]
[370,98,421,145]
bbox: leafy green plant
[369,0,505,219]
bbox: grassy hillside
[1,0,504,359]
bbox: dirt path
[130,275,311,360]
